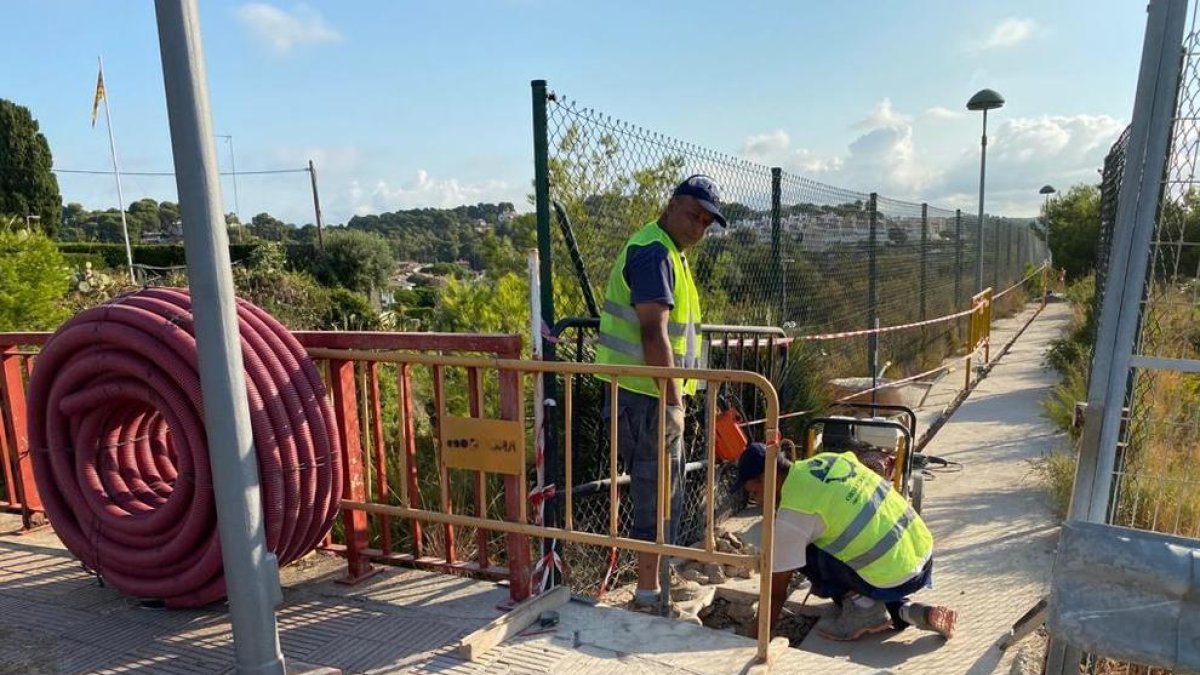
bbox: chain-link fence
[1093,125,1132,330]
[531,80,1050,597]
[1048,2,1200,672]
[1109,24,1200,540]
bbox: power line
[49,167,309,176]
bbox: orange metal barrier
[304,348,783,664]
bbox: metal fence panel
[1048,0,1199,672]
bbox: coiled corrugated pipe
[26,288,342,607]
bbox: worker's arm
[751,511,825,639]
[635,302,681,406]
[752,570,795,639]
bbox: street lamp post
[1039,184,1057,221]
[967,88,1005,293]
[1038,185,1056,272]
[216,134,240,222]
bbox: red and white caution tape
[993,263,1049,300]
[794,305,980,342]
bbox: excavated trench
[606,530,827,648]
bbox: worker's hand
[666,403,686,439]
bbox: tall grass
[1034,274,1200,534]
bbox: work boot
[629,591,666,615]
[669,579,705,602]
[627,593,702,625]
[817,599,892,641]
[903,602,957,639]
[667,569,705,602]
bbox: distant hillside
[345,202,520,268]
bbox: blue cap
[733,442,768,490]
[673,174,728,227]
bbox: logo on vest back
[807,456,858,484]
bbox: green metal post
[531,79,561,584]
[920,203,928,349]
[770,167,783,324]
[867,193,879,383]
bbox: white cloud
[931,114,1124,214]
[741,130,791,159]
[977,18,1037,51]
[271,144,361,173]
[348,170,518,216]
[842,124,936,194]
[741,99,933,197]
[924,106,965,121]
[852,98,912,130]
[234,3,341,54]
[740,99,1125,215]
[739,130,842,174]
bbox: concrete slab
[718,301,1071,673]
[0,300,1068,674]
[0,514,871,674]
[801,302,1070,673]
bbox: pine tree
[0,99,62,237]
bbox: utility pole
[216,134,240,221]
[154,1,284,672]
[308,159,324,249]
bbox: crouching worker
[736,443,957,641]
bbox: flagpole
[98,55,136,281]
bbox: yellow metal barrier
[968,287,994,370]
[306,349,782,665]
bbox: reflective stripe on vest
[779,452,932,588]
[821,476,891,557]
[843,505,919,573]
[602,300,690,338]
[596,333,688,368]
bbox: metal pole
[920,204,928,324]
[1067,0,1186,530]
[976,109,988,293]
[1006,221,1014,285]
[98,55,136,281]
[955,209,965,340]
[531,79,561,584]
[770,167,783,324]
[993,218,1001,291]
[217,134,240,221]
[1047,1,1188,671]
[867,193,879,381]
[153,2,284,673]
[308,159,324,250]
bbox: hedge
[56,243,261,269]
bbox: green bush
[61,252,108,272]
[56,242,261,270]
[0,227,70,331]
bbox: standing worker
[736,443,957,641]
[596,175,727,614]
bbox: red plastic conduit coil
[26,287,342,607]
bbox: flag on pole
[91,66,105,128]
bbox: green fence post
[531,79,561,585]
[770,167,783,324]
[920,203,929,347]
[868,193,879,382]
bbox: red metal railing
[293,331,530,601]
[0,330,531,601]
[0,334,48,528]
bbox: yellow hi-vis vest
[780,452,932,588]
[595,222,702,398]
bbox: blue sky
[1,1,1147,224]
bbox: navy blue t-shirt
[623,242,675,308]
